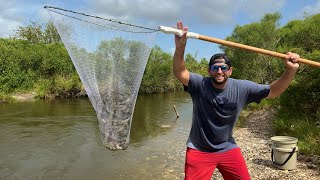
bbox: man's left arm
[267,52,300,99]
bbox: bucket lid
[271,136,298,144]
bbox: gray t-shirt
[184,73,270,152]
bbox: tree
[15,21,44,43]
[141,46,174,93]
[224,13,283,84]
[280,14,320,53]
[278,13,320,117]
[14,21,61,44]
[44,21,61,43]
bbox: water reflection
[131,92,189,144]
[0,92,192,179]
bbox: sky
[1,0,320,60]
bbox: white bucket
[271,136,298,170]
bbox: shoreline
[219,108,320,179]
[11,92,36,102]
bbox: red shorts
[185,147,251,180]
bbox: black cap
[209,53,231,67]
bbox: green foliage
[273,109,320,155]
[140,46,175,93]
[225,13,283,83]
[140,47,209,94]
[14,21,43,43]
[185,53,208,76]
[34,74,82,99]
[0,92,15,103]
[277,15,320,120]
[277,14,320,119]
[1,30,208,98]
[0,39,35,92]
[0,38,75,94]
[52,75,83,98]
[224,12,320,156]
[279,14,320,52]
[0,37,76,99]
[272,14,320,156]
[14,21,61,43]
[44,21,62,44]
[34,78,52,98]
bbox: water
[0,92,192,179]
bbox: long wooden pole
[198,35,320,67]
[159,26,320,68]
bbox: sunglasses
[210,65,229,72]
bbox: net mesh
[46,7,158,150]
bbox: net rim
[44,6,159,34]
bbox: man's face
[208,59,232,85]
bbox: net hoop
[44,6,159,34]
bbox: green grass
[273,109,320,156]
[0,92,15,103]
[236,99,320,156]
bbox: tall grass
[0,92,15,103]
[273,108,320,155]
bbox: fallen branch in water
[173,105,179,118]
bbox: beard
[211,75,228,85]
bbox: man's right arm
[173,21,190,86]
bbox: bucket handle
[271,147,296,166]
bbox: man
[173,21,300,180]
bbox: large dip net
[45,6,159,150]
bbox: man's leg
[216,148,251,180]
[184,148,217,180]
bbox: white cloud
[236,0,286,20]
[0,0,41,37]
[87,0,181,23]
[0,18,22,37]
[87,0,240,25]
[0,0,85,37]
[1,0,319,38]
[186,0,237,24]
[0,1,22,37]
[86,0,287,26]
[298,0,320,18]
